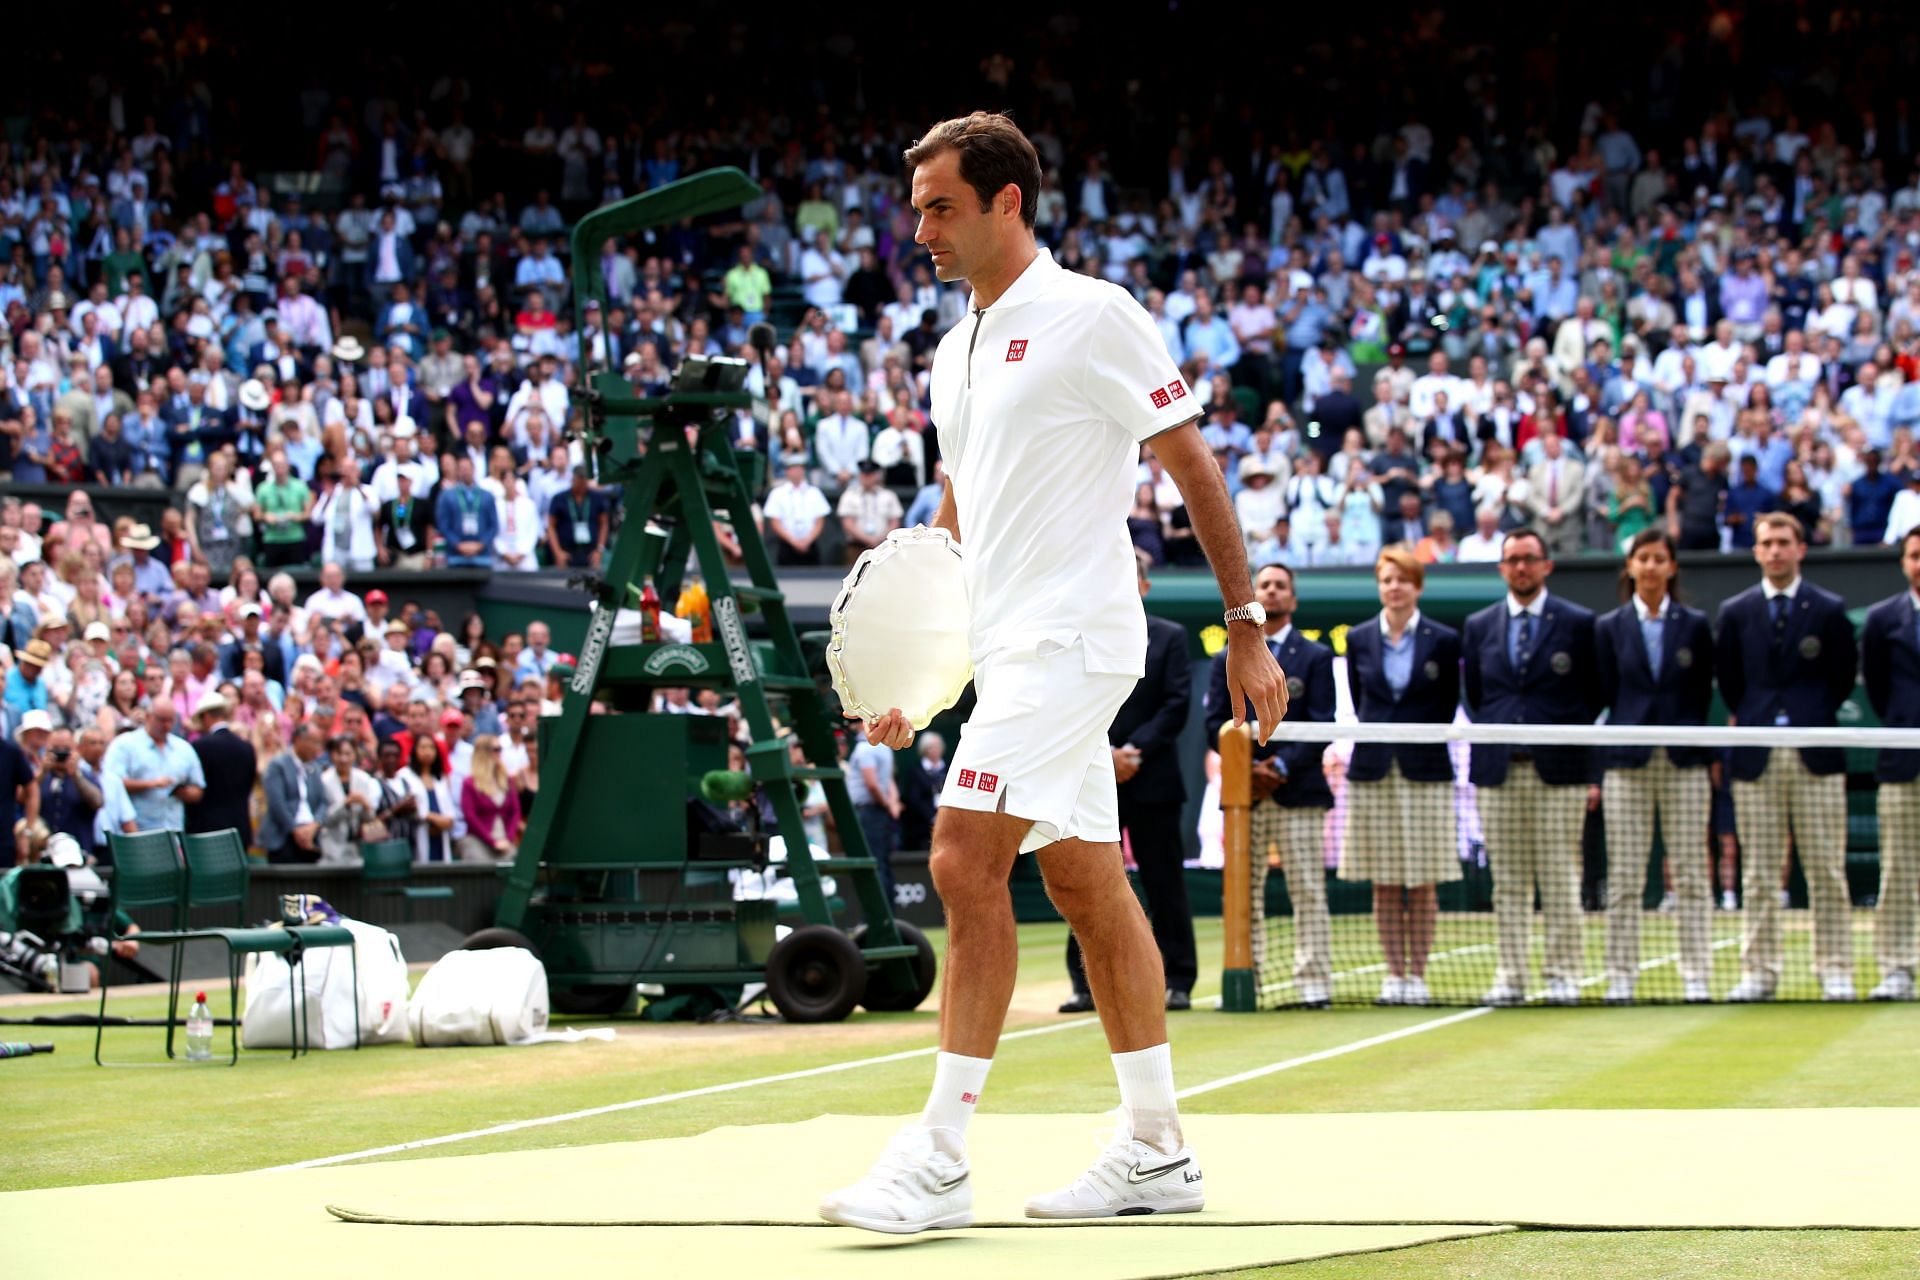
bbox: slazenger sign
[716,596,757,686]
[643,645,711,676]
[571,606,616,696]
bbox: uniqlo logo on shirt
[1150,386,1172,409]
[1167,379,1187,401]
[957,768,977,789]
[1006,339,1028,362]
[978,772,998,793]
[961,1091,979,1104]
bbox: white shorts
[939,636,1138,854]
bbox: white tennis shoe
[1682,978,1712,1003]
[1726,973,1775,1002]
[819,1124,973,1234]
[1822,975,1857,1002]
[1025,1136,1205,1219]
[1870,971,1916,1001]
[1375,975,1407,1005]
[1401,976,1431,1006]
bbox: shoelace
[853,1130,959,1216]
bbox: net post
[1219,721,1256,1012]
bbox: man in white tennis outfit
[820,112,1287,1234]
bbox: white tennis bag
[407,946,550,1046]
[241,918,411,1050]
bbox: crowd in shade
[2,8,1920,862]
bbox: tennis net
[1216,720,1920,1009]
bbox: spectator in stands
[186,690,256,845]
[318,733,380,865]
[259,720,330,864]
[544,467,608,570]
[457,734,520,862]
[1849,448,1902,546]
[836,460,902,565]
[1668,442,1729,551]
[765,459,831,566]
[436,455,497,569]
[103,701,205,833]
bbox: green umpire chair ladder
[481,168,933,1022]
[96,829,360,1065]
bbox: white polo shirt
[930,250,1195,676]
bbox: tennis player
[820,112,1287,1233]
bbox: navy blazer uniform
[1344,614,1461,785]
[1593,601,1716,769]
[1861,591,1920,784]
[1109,615,1193,808]
[1205,626,1335,810]
[1462,594,1602,786]
[1714,581,1857,782]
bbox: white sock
[920,1051,992,1143]
[1112,1043,1183,1154]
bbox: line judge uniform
[1859,588,1920,996]
[1715,574,1857,994]
[1341,612,1463,888]
[1594,594,1716,997]
[1463,590,1602,1000]
[1204,622,1335,1002]
[1068,612,1195,999]
[930,250,1201,854]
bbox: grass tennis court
[8,918,1920,1276]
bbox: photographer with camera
[37,727,102,861]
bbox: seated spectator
[318,734,380,865]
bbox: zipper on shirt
[966,307,986,388]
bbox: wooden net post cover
[1218,721,1255,984]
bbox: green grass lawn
[6,918,1918,1276]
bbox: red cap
[441,709,465,726]
[195,991,207,1001]
[366,589,389,604]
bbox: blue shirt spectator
[103,707,207,833]
[1724,463,1776,549]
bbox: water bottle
[184,991,214,1062]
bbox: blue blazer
[1861,591,1920,783]
[1205,627,1337,810]
[1594,601,1716,769]
[1714,581,1856,781]
[1108,615,1192,807]
[1344,614,1460,784]
[1462,594,1601,786]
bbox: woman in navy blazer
[1594,528,1716,1003]
[1340,547,1463,1006]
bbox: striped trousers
[1876,781,1920,980]
[1480,763,1588,989]
[1248,800,1332,991]
[1733,749,1852,982]
[1602,755,1713,985]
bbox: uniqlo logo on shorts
[1167,379,1187,401]
[957,768,977,789]
[1006,339,1028,362]
[1150,386,1172,409]
[978,772,998,793]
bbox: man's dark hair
[903,112,1041,230]
[1902,527,1920,556]
[1256,562,1295,589]
[1504,527,1549,559]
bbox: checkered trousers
[1479,763,1588,988]
[1603,755,1714,984]
[1248,799,1332,993]
[1876,781,1920,980]
[1733,748,1852,981]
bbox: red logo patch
[978,772,998,794]
[957,768,977,789]
[961,1092,979,1104]
[1006,340,1028,362]
[1150,387,1172,409]
[1167,379,1187,401]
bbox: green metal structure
[480,169,931,1022]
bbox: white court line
[262,939,1741,1173]
[257,1015,1100,1173]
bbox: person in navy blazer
[1715,511,1859,1001]
[1063,554,1197,1011]
[1858,527,1920,1001]
[1340,547,1462,1006]
[1462,528,1603,1005]
[1594,528,1716,1004]
[1202,563,1336,1007]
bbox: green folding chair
[96,829,362,1065]
[360,839,453,921]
